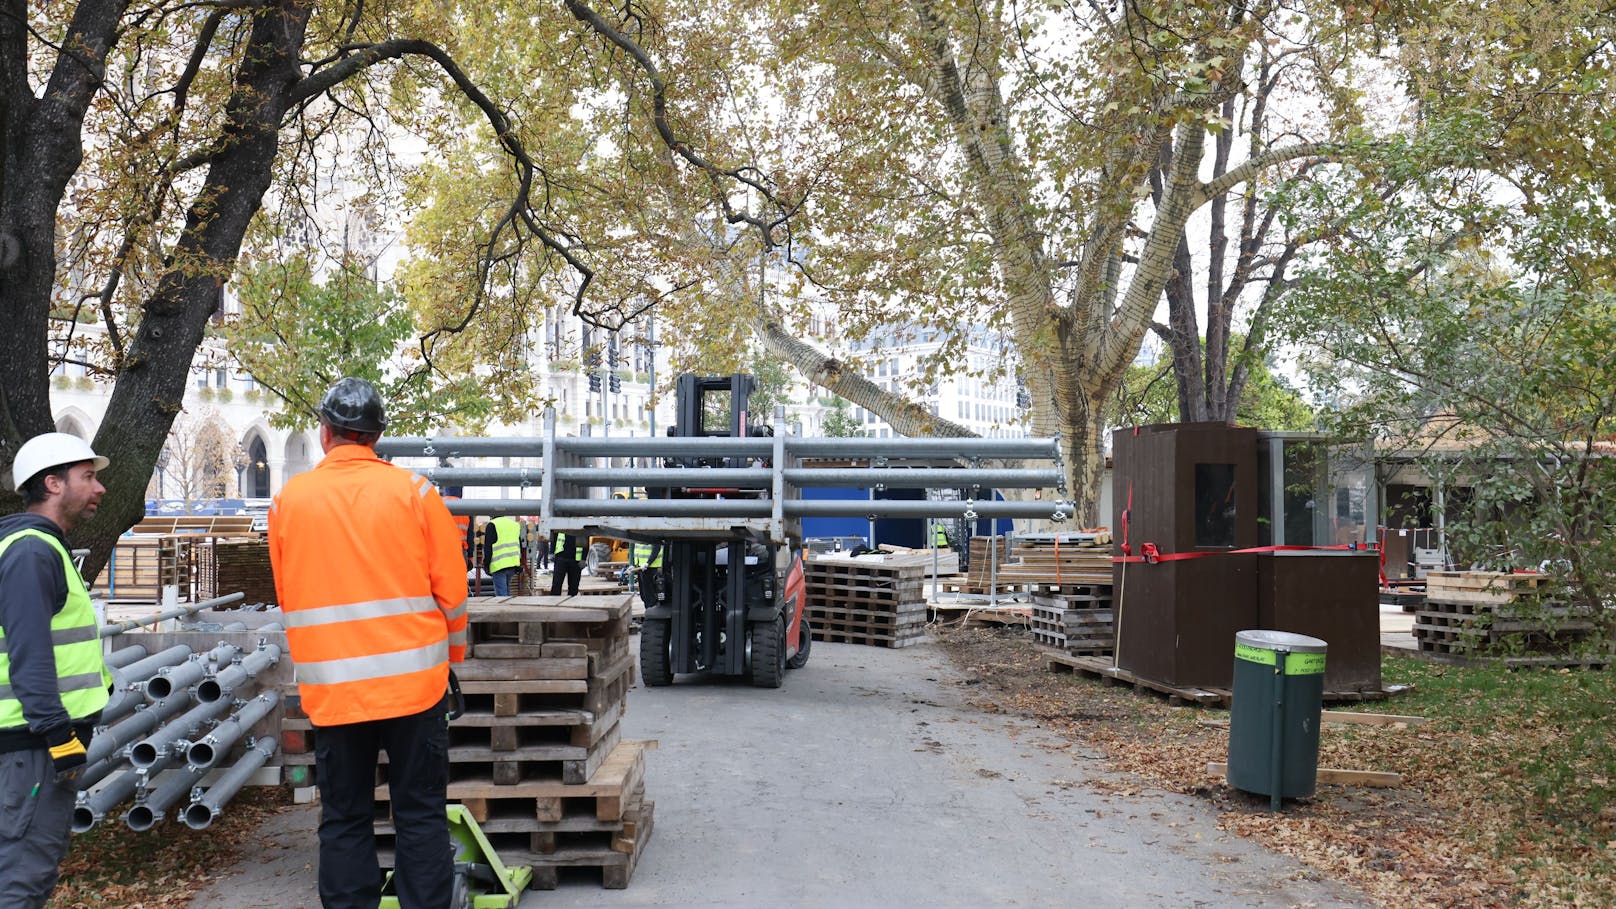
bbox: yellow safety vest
[631,542,662,569]
[0,529,112,729]
[488,517,522,573]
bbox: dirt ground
[929,624,1605,909]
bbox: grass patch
[936,627,1616,908]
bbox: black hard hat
[319,377,388,434]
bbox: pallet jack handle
[447,669,466,721]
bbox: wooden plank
[1322,711,1427,727]
[464,595,631,623]
[1206,761,1402,788]
[377,742,639,800]
[452,658,592,682]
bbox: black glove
[46,727,88,783]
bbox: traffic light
[609,372,621,394]
[589,373,601,392]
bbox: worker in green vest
[934,521,951,550]
[0,433,115,906]
[549,531,585,596]
[630,541,664,611]
[482,515,523,596]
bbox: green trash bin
[1227,630,1327,810]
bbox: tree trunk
[0,0,131,508]
[77,0,313,579]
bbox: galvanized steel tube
[104,644,149,670]
[88,691,193,766]
[381,434,1059,462]
[186,692,280,770]
[548,497,1072,519]
[197,643,280,703]
[791,499,1070,519]
[98,593,246,637]
[183,737,278,830]
[205,641,244,665]
[144,656,211,702]
[73,750,176,833]
[128,696,235,768]
[434,466,1061,489]
[124,763,210,831]
[110,645,192,688]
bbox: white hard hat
[11,432,109,492]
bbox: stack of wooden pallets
[947,536,1015,594]
[804,552,941,648]
[999,533,1117,657]
[208,539,277,605]
[1414,571,1606,667]
[280,594,654,889]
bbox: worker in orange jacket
[268,377,468,909]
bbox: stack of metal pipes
[75,594,284,833]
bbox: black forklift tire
[640,618,674,687]
[587,541,612,575]
[787,616,812,669]
[749,617,787,688]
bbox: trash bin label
[1234,643,1326,676]
[1285,653,1327,676]
[1235,642,1277,666]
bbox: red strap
[1120,480,1134,557]
[1114,542,1379,564]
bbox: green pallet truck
[379,804,533,908]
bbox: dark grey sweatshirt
[0,511,90,751]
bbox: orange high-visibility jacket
[269,445,468,726]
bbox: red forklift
[638,374,811,687]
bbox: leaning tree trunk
[0,0,131,513]
[76,0,313,581]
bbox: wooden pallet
[1412,574,1602,659]
[375,739,648,822]
[377,744,655,889]
[525,799,655,890]
[1045,652,1403,706]
[941,583,1020,597]
[806,551,959,577]
[930,604,1030,627]
[811,625,926,647]
[1044,651,1227,706]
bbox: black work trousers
[550,556,582,596]
[314,697,450,909]
[638,567,663,611]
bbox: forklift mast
[673,373,755,442]
[645,374,802,686]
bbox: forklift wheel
[787,616,812,670]
[640,618,674,686]
[749,617,786,688]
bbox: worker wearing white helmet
[0,432,113,907]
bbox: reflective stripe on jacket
[269,445,468,726]
[488,517,521,573]
[0,529,111,729]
